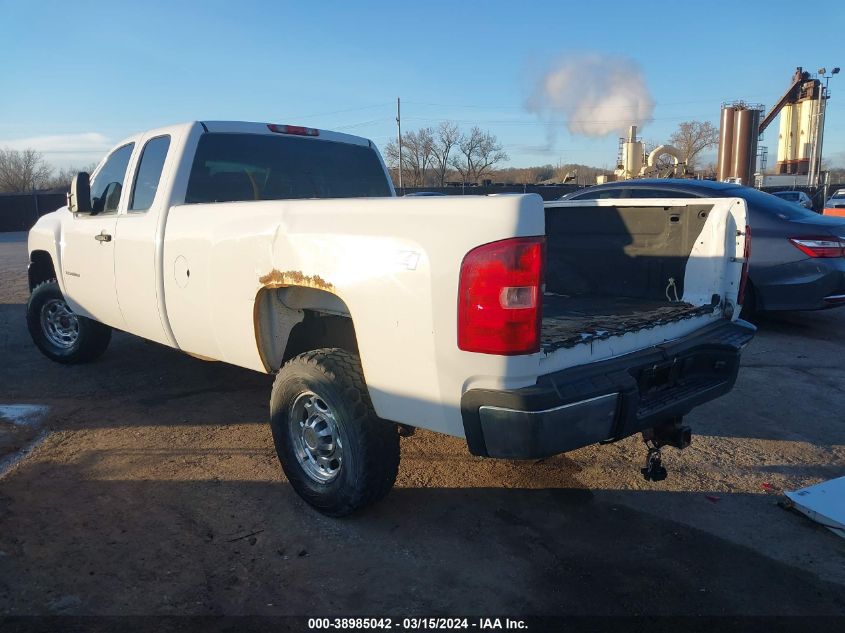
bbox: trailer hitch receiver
[640,418,692,481]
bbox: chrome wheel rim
[289,391,343,483]
[40,298,79,349]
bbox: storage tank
[731,108,756,185]
[717,106,736,181]
[614,126,644,180]
[777,103,797,170]
[621,126,643,179]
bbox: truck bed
[541,293,717,353]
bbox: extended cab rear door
[113,127,182,346]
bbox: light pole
[396,97,403,192]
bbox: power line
[403,114,714,126]
[403,97,769,111]
[287,103,390,120]
[332,118,389,130]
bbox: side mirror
[68,172,92,214]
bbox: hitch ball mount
[640,419,692,482]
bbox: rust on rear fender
[259,269,335,292]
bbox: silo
[717,105,736,181]
[731,108,755,185]
[621,125,644,179]
[777,104,796,172]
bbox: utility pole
[396,97,403,191]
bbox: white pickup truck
[27,120,754,515]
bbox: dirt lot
[1,230,844,617]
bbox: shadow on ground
[0,464,843,617]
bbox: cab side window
[91,143,134,214]
[130,136,171,211]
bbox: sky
[2,0,845,172]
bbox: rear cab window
[184,133,392,204]
[130,135,171,211]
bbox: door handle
[94,231,112,243]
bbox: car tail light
[738,225,751,305]
[458,236,545,355]
[788,236,845,258]
[267,124,319,137]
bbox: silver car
[771,190,813,209]
[824,188,845,210]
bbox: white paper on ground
[785,476,845,539]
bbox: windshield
[726,187,818,220]
[830,190,845,199]
[185,133,392,203]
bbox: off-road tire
[269,348,400,517]
[26,279,112,364]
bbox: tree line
[384,122,509,187]
[0,148,95,193]
[0,119,756,194]
[384,119,723,188]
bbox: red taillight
[267,124,319,137]
[458,236,545,355]
[738,225,751,305]
[788,236,845,258]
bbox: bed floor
[541,293,717,352]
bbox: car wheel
[269,348,400,517]
[26,279,112,364]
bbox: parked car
[824,188,845,210]
[771,190,813,209]
[562,180,845,315]
[27,124,754,515]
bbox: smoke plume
[527,54,655,139]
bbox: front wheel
[269,348,400,517]
[26,280,112,364]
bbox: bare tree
[430,121,460,186]
[472,128,508,183]
[669,121,718,169]
[0,148,52,192]
[382,139,407,186]
[44,163,98,190]
[450,127,508,184]
[384,128,435,187]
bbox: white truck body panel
[162,194,544,437]
[27,121,750,442]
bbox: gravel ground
[0,230,843,617]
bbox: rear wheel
[269,348,400,517]
[26,280,112,363]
